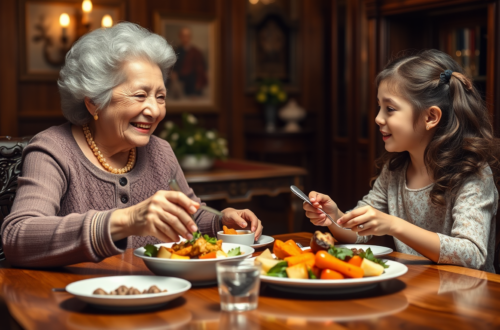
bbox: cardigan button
[119,177,128,186]
[120,195,129,204]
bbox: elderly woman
[2,22,262,268]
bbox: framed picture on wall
[154,12,220,113]
[19,0,125,81]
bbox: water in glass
[217,260,261,312]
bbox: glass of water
[216,259,261,312]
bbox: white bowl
[134,242,254,285]
[217,230,256,246]
[65,275,191,309]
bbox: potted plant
[159,113,228,171]
[255,79,287,132]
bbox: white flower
[186,137,194,145]
[206,131,216,140]
[187,115,197,125]
[171,133,179,141]
[159,130,168,139]
[164,121,174,130]
[217,138,227,146]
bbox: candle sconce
[21,0,124,81]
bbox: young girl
[305,49,499,273]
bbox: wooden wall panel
[0,0,19,136]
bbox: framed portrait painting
[154,13,220,113]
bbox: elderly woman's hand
[110,191,199,243]
[221,208,263,240]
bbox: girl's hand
[221,208,263,240]
[303,191,339,227]
[122,190,200,242]
[337,206,395,236]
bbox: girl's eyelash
[387,106,396,112]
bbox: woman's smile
[130,122,153,133]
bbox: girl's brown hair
[373,49,500,206]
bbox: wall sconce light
[101,14,113,28]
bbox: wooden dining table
[1,232,499,330]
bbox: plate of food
[65,275,191,309]
[134,232,254,285]
[254,231,407,294]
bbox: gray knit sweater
[1,123,221,267]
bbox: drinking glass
[216,260,261,312]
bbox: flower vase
[264,104,277,132]
[179,155,215,171]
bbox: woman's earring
[426,125,430,130]
[94,112,98,121]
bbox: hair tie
[440,70,453,84]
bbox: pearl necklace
[83,124,136,174]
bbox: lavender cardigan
[1,123,221,267]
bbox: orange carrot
[347,255,363,267]
[315,251,364,278]
[320,269,345,280]
[301,248,312,254]
[285,240,303,255]
[223,225,237,235]
[199,251,217,259]
[273,240,302,259]
[284,253,315,267]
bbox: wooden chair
[0,136,31,261]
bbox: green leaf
[307,267,317,279]
[203,234,217,245]
[267,261,288,277]
[359,248,389,269]
[188,231,201,245]
[327,246,354,260]
[227,247,241,257]
[144,244,158,257]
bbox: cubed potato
[259,249,274,260]
[157,246,172,259]
[360,258,384,276]
[285,263,309,279]
[255,257,281,274]
[171,254,190,260]
[216,250,228,258]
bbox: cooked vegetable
[256,257,281,274]
[359,248,389,268]
[171,254,190,260]
[173,245,193,256]
[327,246,354,261]
[258,248,274,260]
[310,231,335,253]
[286,263,309,279]
[157,246,172,259]
[199,251,217,259]
[144,244,158,257]
[347,255,363,267]
[320,269,345,280]
[360,258,385,276]
[223,225,237,235]
[188,231,202,244]
[307,266,318,279]
[284,240,303,255]
[227,247,241,257]
[315,251,364,278]
[273,240,302,259]
[284,253,315,268]
[216,250,228,258]
[203,234,218,244]
[267,261,288,277]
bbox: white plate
[134,242,254,285]
[261,259,407,294]
[251,235,275,249]
[65,275,191,309]
[335,244,393,256]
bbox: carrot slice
[320,269,345,280]
[285,240,303,255]
[273,240,302,259]
[284,253,315,267]
[199,251,217,259]
[223,225,237,235]
[347,255,363,267]
[315,251,364,278]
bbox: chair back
[0,136,31,261]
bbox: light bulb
[82,0,93,13]
[59,13,70,27]
[101,15,113,28]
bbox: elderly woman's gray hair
[58,22,176,125]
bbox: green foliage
[327,246,354,260]
[159,113,228,160]
[359,248,389,268]
[255,79,287,106]
[144,244,158,257]
[266,261,288,277]
[227,247,241,257]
